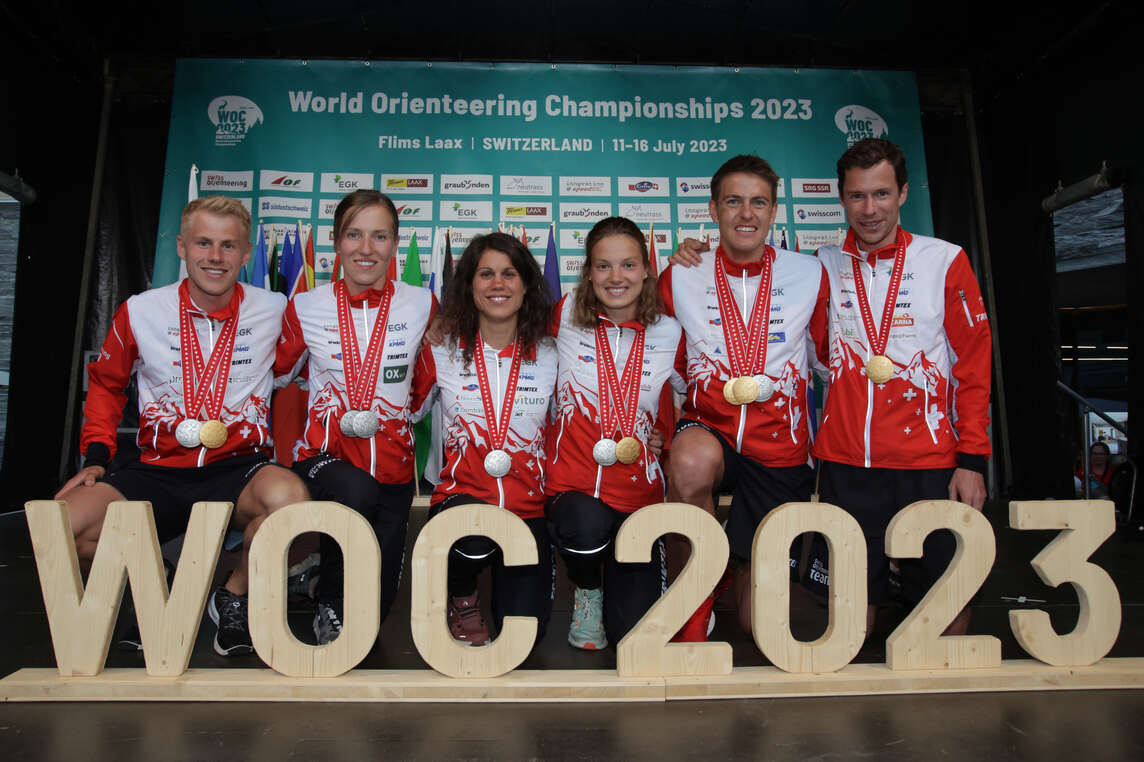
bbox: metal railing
[1056,381,1131,511]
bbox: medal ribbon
[179,292,241,421]
[335,280,394,411]
[473,333,523,452]
[849,235,907,357]
[594,322,645,440]
[713,247,775,376]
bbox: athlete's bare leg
[57,481,128,569]
[227,465,310,595]
[665,426,725,515]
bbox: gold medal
[865,355,895,384]
[198,419,228,449]
[722,376,756,406]
[615,436,641,465]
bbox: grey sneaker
[568,587,607,650]
[313,599,344,645]
[207,587,254,656]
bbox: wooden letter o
[752,501,866,673]
[410,503,538,678]
[248,501,381,677]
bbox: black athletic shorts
[805,459,958,604]
[675,418,814,563]
[100,453,277,543]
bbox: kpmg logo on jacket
[208,96,263,147]
[834,105,888,146]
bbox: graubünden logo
[207,96,263,147]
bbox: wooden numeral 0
[26,500,230,677]
[615,502,732,677]
[885,500,1001,670]
[752,501,866,673]
[248,501,381,678]
[1008,500,1121,666]
[410,503,538,678]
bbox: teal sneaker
[568,587,607,650]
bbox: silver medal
[753,374,775,402]
[484,448,512,478]
[352,409,380,438]
[175,419,202,449]
[339,410,360,437]
[593,438,618,466]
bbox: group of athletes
[54,136,992,658]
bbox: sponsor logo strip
[258,196,313,217]
[559,176,611,196]
[441,174,494,194]
[500,202,552,222]
[793,204,846,224]
[258,169,313,193]
[381,174,434,194]
[499,175,552,195]
[792,178,838,197]
[618,177,670,197]
[201,170,253,192]
[440,200,493,222]
[319,172,373,194]
[618,202,671,224]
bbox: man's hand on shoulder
[422,314,446,347]
[55,465,107,499]
[668,237,709,268]
[948,467,986,512]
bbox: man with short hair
[660,154,829,639]
[56,195,310,655]
[810,137,991,635]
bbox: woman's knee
[547,492,616,553]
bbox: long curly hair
[572,216,661,329]
[441,232,552,366]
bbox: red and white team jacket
[82,281,285,468]
[544,294,686,514]
[414,337,558,519]
[813,228,992,470]
[658,246,829,466]
[274,280,436,483]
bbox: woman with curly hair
[413,232,556,645]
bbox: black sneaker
[207,587,254,656]
[313,599,344,645]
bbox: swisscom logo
[835,105,888,146]
[208,96,263,147]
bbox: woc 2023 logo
[834,105,887,146]
[208,96,264,147]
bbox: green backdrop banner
[156,59,932,287]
